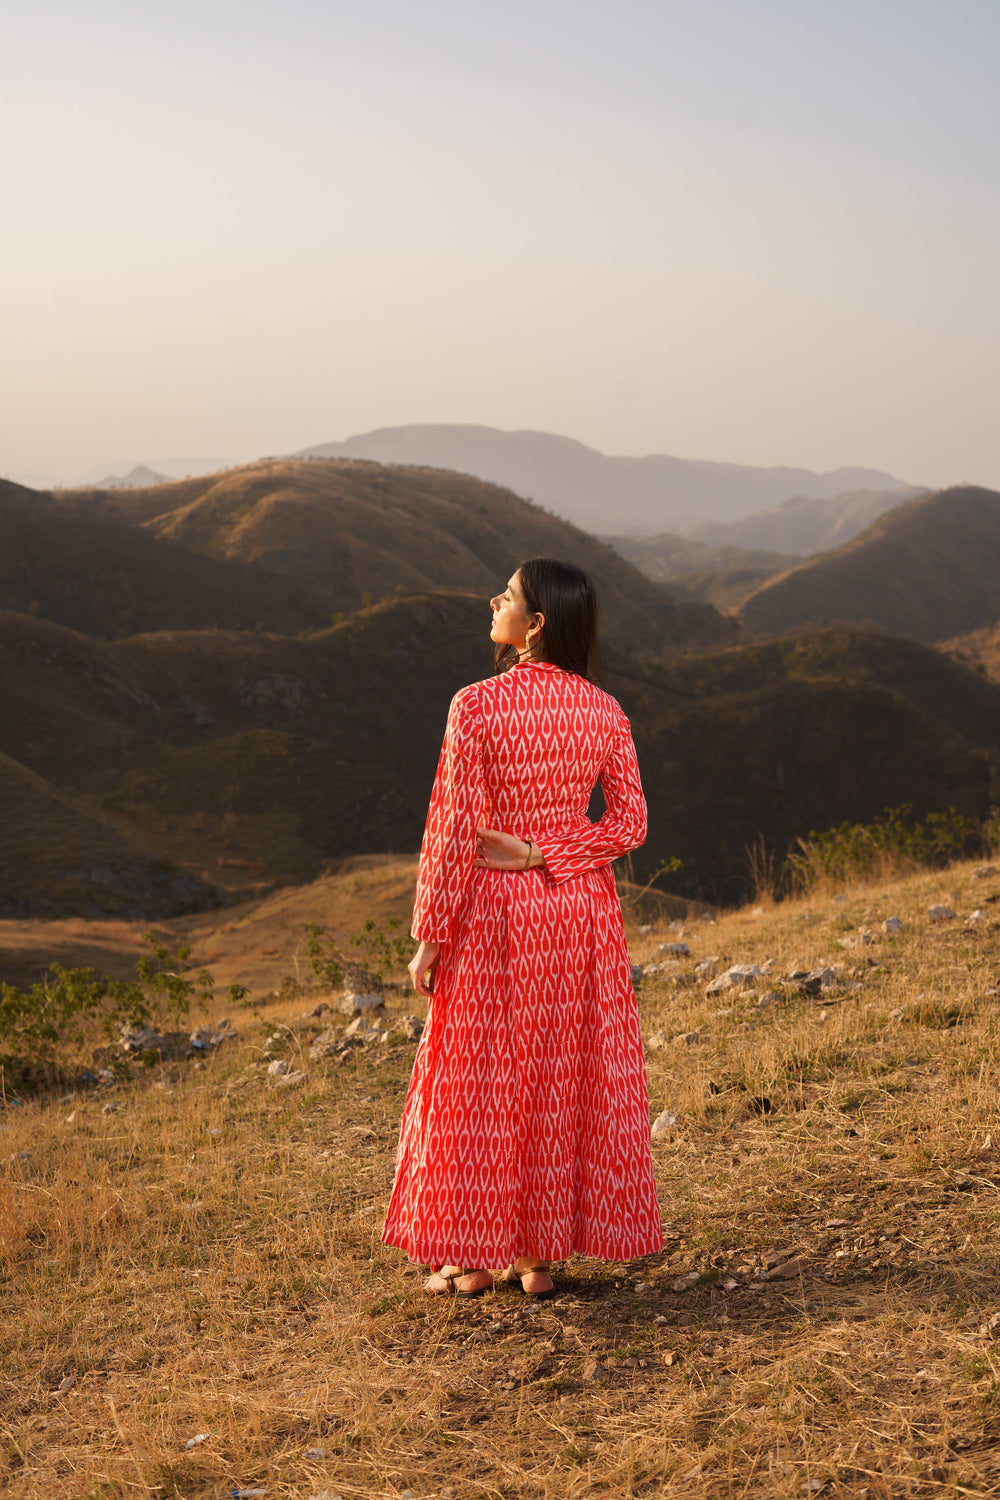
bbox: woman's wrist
[524,839,545,870]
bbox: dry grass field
[3,858,1000,1498]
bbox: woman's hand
[473,829,546,871]
[408,940,440,997]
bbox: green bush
[0,934,242,1095]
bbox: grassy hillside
[941,621,1000,686]
[0,480,327,639]
[57,459,733,656]
[738,485,1000,642]
[0,750,219,919]
[3,604,998,911]
[3,857,1000,1496]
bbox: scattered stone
[973,866,999,881]
[301,1002,331,1019]
[631,964,643,988]
[184,1433,211,1449]
[634,1281,652,1294]
[967,909,987,926]
[308,1028,343,1060]
[267,1059,290,1077]
[659,941,690,957]
[646,1030,669,1052]
[389,1015,425,1042]
[882,916,904,934]
[673,1030,701,1046]
[760,958,777,974]
[651,1108,678,1138]
[118,1023,192,1060]
[101,1102,119,1115]
[695,956,720,980]
[667,919,686,933]
[888,1006,906,1021]
[190,1019,237,1051]
[337,990,384,1017]
[637,923,652,934]
[65,1111,76,1124]
[762,1248,791,1269]
[581,1357,605,1382]
[927,905,958,922]
[671,1271,700,1292]
[275,1070,307,1088]
[750,905,766,916]
[344,1017,386,1042]
[705,964,761,995]
[57,1374,76,1392]
[721,1277,739,1291]
[753,992,781,1010]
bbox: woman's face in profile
[490,570,534,649]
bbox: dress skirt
[381,861,664,1268]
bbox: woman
[382,557,663,1298]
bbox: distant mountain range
[293,424,913,533]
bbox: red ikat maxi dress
[382,659,664,1268]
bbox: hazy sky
[2,0,999,487]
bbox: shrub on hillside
[0,935,240,1095]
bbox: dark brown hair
[494,557,599,678]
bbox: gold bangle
[523,839,533,870]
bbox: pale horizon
[2,0,999,492]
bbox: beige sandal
[502,1258,556,1300]
[424,1265,491,1298]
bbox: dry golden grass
[3,858,1000,1498]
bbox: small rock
[671,1271,700,1292]
[654,1313,669,1325]
[65,1110,77,1123]
[631,964,643,988]
[705,964,761,995]
[694,958,718,980]
[646,1030,669,1052]
[927,905,957,922]
[184,1432,211,1449]
[308,1027,343,1060]
[57,1374,76,1392]
[973,865,999,880]
[190,1019,238,1050]
[966,909,987,926]
[673,1030,701,1046]
[634,1281,652,1294]
[275,1070,307,1088]
[637,923,652,934]
[267,1059,290,1077]
[889,1006,905,1021]
[838,930,873,950]
[101,1102,120,1115]
[581,1357,605,1382]
[750,905,766,916]
[882,916,904,933]
[391,1015,425,1042]
[659,942,690,957]
[721,1277,739,1291]
[301,1002,331,1019]
[337,990,384,1017]
[765,1255,806,1281]
[651,1108,678,1138]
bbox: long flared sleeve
[535,704,647,885]
[411,687,486,944]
